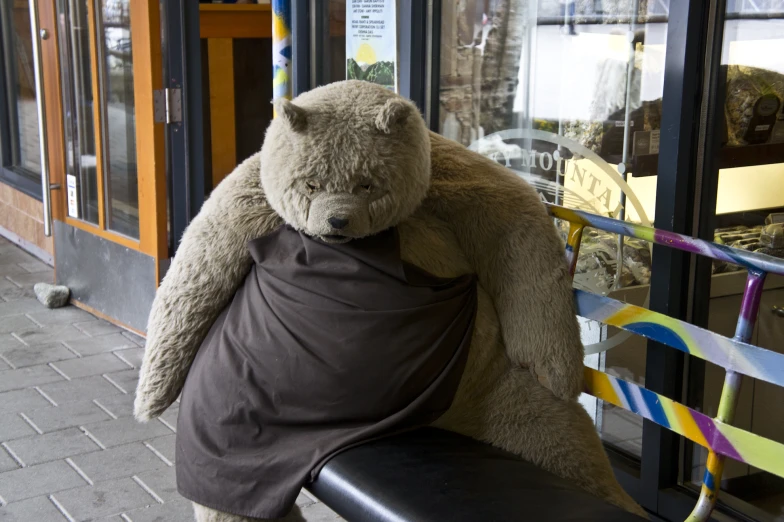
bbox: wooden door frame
[38,0,168,266]
[130,0,167,265]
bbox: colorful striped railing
[545,203,784,521]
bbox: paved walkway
[0,236,340,521]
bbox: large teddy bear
[134,80,646,521]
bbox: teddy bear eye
[305,181,320,193]
[360,184,372,192]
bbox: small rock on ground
[33,283,71,309]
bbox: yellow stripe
[606,305,646,328]
[273,13,290,39]
[584,368,621,406]
[549,206,588,226]
[674,405,710,447]
[659,399,683,435]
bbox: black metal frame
[292,0,310,97]
[684,0,728,501]
[425,0,441,131]
[634,0,711,516]
[310,0,330,89]
[0,0,44,201]
[161,0,205,258]
[398,0,428,115]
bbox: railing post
[565,222,585,279]
[687,269,767,521]
[272,0,292,109]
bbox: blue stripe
[614,379,638,414]
[625,322,691,354]
[640,386,671,430]
[703,469,716,491]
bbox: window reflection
[57,0,99,225]
[96,0,138,239]
[1,0,42,174]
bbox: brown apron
[176,225,477,519]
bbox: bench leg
[192,503,305,522]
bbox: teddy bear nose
[328,217,349,230]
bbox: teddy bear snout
[328,217,349,230]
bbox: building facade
[1,0,783,519]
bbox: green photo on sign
[347,59,396,89]
[346,0,397,91]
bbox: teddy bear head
[260,80,431,243]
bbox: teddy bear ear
[374,98,411,134]
[272,98,307,132]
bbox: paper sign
[346,0,397,91]
[66,174,78,218]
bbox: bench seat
[308,427,647,521]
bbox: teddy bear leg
[480,369,648,519]
[192,502,305,522]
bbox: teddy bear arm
[480,218,585,400]
[134,154,281,421]
[427,135,584,400]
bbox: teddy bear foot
[192,503,305,522]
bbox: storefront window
[0,0,42,177]
[688,2,784,516]
[96,0,138,239]
[57,0,99,225]
[439,0,670,458]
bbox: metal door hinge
[153,88,182,124]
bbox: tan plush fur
[135,80,647,521]
[194,503,304,522]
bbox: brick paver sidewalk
[0,236,340,521]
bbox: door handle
[773,306,784,318]
[28,0,53,237]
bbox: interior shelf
[631,142,784,177]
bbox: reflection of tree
[101,0,130,25]
[439,0,654,146]
[17,99,41,172]
[9,3,42,172]
[97,0,138,237]
[440,0,526,145]
[537,0,651,21]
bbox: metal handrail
[545,203,784,521]
[28,0,53,236]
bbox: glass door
[55,0,146,240]
[36,0,168,332]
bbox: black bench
[308,428,646,522]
